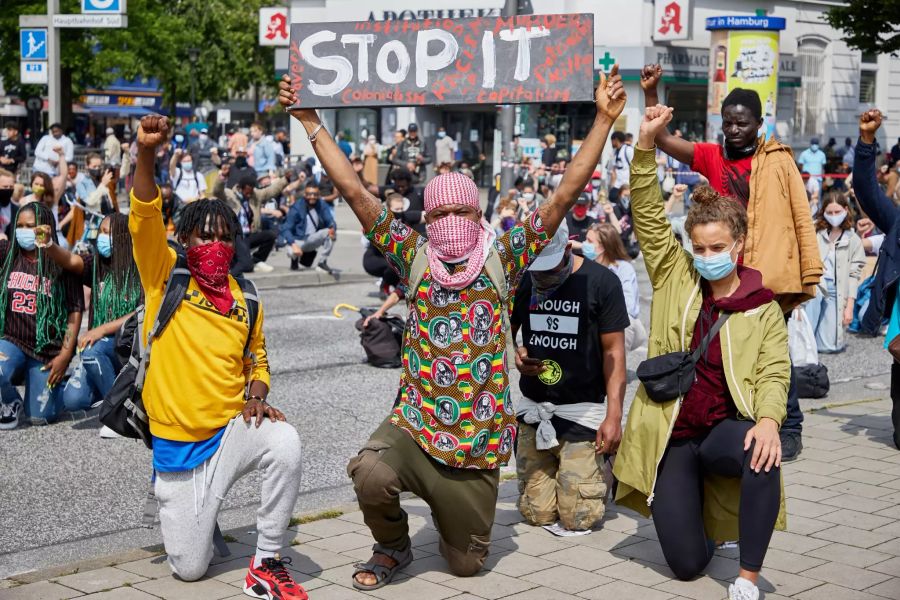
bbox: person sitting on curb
[36,213,142,438]
[852,108,900,449]
[130,115,306,600]
[278,65,626,589]
[212,170,294,275]
[615,105,789,600]
[640,64,821,462]
[511,221,628,533]
[279,181,339,277]
[0,203,83,429]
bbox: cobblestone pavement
[3,394,898,599]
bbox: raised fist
[859,109,882,144]
[640,64,663,93]
[137,115,169,150]
[34,224,53,249]
[639,104,674,147]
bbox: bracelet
[308,123,325,142]
[247,395,265,403]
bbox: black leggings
[651,418,780,579]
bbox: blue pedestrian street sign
[20,29,48,61]
[82,0,126,13]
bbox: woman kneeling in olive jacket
[614,105,790,600]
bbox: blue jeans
[0,339,63,424]
[63,336,120,411]
[805,281,844,353]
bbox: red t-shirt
[691,143,753,206]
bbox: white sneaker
[99,425,123,439]
[728,577,759,600]
[0,400,22,430]
[253,261,275,273]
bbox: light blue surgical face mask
[582,242,598,261]
[97,233,112,257]
[693,241,737,281]
[810,144,820,152]
[15,228,35,251]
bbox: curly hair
[684,185,748,241]
[814,190,854,232]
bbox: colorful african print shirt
[367,208,550,469]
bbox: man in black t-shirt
[511,222,628,532]
[565,193,596,243]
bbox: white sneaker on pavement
[99,425,123,439]
[0,399,22,430]
[728,577,759,600]
[253,261,275,273]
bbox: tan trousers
[515,423,611,531]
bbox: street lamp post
[188,48,199,118]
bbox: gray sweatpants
[154,417,302,581]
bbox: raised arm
[33,225,85,275]
[640,65,694,166]
[539,65,626,237]
[853,109,898,234]
[278,75,382,232]
[51,147,67,202]
[131,115,177,292]
[632,105,693,288]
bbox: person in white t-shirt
[169,149,207,202]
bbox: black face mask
[724,142,757,160]
[0,188,12,207]
[88,168,102,179]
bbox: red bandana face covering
[186,242,235,314]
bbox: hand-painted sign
[288,13,594,108]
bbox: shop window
[795,38,827,138]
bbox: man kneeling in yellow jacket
[131,115,307,600]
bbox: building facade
[287,0,900,174]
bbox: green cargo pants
[347,418,500,576]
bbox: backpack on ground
[355,309,405,368]
[99,251,260,448]
[796,363,830,399]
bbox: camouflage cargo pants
[515,423,612,531]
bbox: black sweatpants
[363,245,400,289]
[651,418,780,579]
[231,230,277,276]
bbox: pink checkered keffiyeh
[424,173,491,290]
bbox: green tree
[1,0,278,126]
[826,0,900,56]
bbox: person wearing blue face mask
[0,203,84,430]
[614,105,790,600]
[38,213,142,436]
[798,138,827,212]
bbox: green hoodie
[613,147,790,540]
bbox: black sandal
[351,542,414,591]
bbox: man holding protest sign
[279,26,622,589]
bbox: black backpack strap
[691,312,731,363]
[237,277,260,353]
[135,251,191,392]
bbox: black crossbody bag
[636,313,731,403]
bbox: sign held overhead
[288,13,594,108]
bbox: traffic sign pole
[47,0,61,126]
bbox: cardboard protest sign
[288,13,594,108]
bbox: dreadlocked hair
[174,198,238,243]
[92,213,142,328]
[0,203,68,353]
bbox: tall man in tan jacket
[640,64,822,461]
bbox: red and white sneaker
[243,555,308,600]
